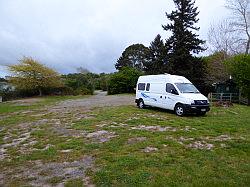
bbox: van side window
[146,83,150,91]
[166,83,178,95]
[138,83,146,91]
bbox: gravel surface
[49,91,135,112]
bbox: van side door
[163,83,179,110]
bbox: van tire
[138,99,145,109]
[175,104,185,116]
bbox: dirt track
[50,91,135,112]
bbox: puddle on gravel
[131,125,196,132]
[0,148,7,161]
[187,141,214,150]
[131,125,177,132]
[143,146,158,153]
[86,130,118,143]
[128,137,147,144]
[2,132,31,148]
[166,134,235,150]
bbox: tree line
[113,0,208,94]
[111,0,250,100]
[0,57,111,101]
[1,0,249,102]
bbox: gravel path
[50,91,135,111]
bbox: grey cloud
[0,0,226,77]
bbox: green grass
[0,98,249,186]
[65,179,84,187]
[76,105,250,186]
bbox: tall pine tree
[145,34,169,74]
[163,0,205,79]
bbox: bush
[225,54,250,100]
[108,67,143,95]
[92,73,109,91]
[0,88,38,101]
[99,74,109,91]
[62,73,94,95]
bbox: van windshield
[175,83,200,93]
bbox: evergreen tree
[115,44,150,71]
[163,0,205,78]
[145,34,169,74]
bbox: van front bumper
[184,104,210,113]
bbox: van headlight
[190,100,195,105]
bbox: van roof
[138,74,191,84]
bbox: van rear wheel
[175,104,185,116]
[138,99,145,109]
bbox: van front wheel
[138,99,145,109]
[175,104,185,116]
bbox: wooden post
[208,93,211,102]
[239,91,241,104]
[0,96,2,102]
[230,93,232,103]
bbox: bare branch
[208,19,246,55]
[225,0,250,54]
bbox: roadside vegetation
[1,57,108,101]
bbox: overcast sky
[0,0,228,77]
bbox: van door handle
[160,96,162,98]
[165,96,167,99]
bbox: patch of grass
[57,139,84,150]
[0,130,6,145]
[65,179,84,187]
[84,143,101,151]
[6,179,32,187]
[47,176,64,185]
[72,119,97,131]
[31,130,47,138]
[18,147,58,161]
[0,103,31,113]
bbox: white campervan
[135,74,210,116]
